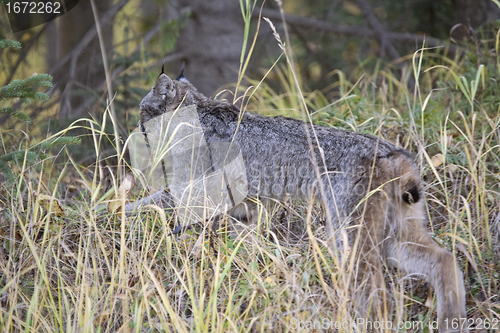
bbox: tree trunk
[451,0,500,40]
[54,0,114,119]
[174,0,243,97]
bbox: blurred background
[1,0,499,159]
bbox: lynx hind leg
[382,152,467,332]
[385,201,467,332]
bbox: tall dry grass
[0,1,499,332]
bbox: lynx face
[139,73,206,127]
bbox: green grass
[1,2,500,332]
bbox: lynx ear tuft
[175,62,190,83]
[154,74,176,99]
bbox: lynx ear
[154,73,176,99]
[175,62,190,83]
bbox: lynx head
[139,66,207,126]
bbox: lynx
[135,69,467,332]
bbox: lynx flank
[138,70,467,332]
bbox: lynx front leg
[385,203,467,333]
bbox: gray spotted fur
[138,72,467,332]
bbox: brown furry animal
[137,71,467,332]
